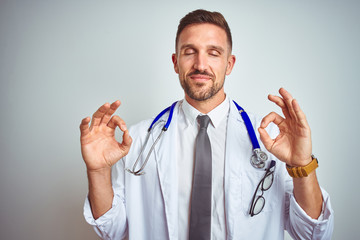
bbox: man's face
[172,23,235,102]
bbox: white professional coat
[84,99,334,240]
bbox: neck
[185,90,226,114]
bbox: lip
[189,74,212,82]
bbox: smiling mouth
[188,70,213,77]
[188,71,213,83]
[190,74,211,81]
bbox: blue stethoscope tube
[126,101,268,175]
[148,101,177,131]
[126,101,177,175]
[232,101,268,168]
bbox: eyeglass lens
[261,172,274,190]
[250,160,276,216]
[252,196,265,215]
[252,173,273,215]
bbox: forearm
[293,170,323,219]
[87,168,114,220]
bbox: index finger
[260,112,285,129]
[80,117,91,136]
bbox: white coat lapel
[151,102,180,240]
[224,101,254,238]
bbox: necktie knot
[197,115,211,130]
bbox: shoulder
[128,119,152,137]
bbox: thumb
[119,130,132,154]
[258,127,273,152]
[123,130,132,147]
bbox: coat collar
[182,96,232,129]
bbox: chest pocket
[240,167,279,215]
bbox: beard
[180,70,225,101]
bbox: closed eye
[184,48,196,55]
[209,50,221,57]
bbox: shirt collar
[181,96,230,128]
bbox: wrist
[286,155,318,178]
[87,167,112,187]
[87,167,111,175]
[287,156,312,168]
[86,164,112,175]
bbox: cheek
[178,61,193,75]
[210,60,228,77]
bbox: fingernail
[121,124,127,131]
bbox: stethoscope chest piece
[251,148,268,169]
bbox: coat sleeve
[83,158,128,240]
[82,120,152,239]
[284,176,334,240]
[259,115,334,239]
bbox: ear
[172,53,179,74]
[225,55,236,75]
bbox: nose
[193,52,208,72]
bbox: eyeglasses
[249,160,276,217]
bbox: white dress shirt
[177,97,229,240]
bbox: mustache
[188,70,214,78]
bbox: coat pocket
[240,167,279,216]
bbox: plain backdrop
[1,0,359,239]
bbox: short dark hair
[175,9,232,52]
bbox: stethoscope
[125,101,268,176]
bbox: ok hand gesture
[80,101,132,172]
[258,88,312,167]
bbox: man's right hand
[80,100,132,172]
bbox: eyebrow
[180,44,196,51]
[208,45,225,54]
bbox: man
[80,9,333,239]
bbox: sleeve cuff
[289,187,334,238]
[83,189,127,239]
[83,192,122,226]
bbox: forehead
[177,23,229,51]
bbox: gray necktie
[189,115,212,240]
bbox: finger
[268,94,291,119]
[100,100,121,125]
[108,116,132,154]
[80,117,91,136]
[119,129,132,154]
[258,127,273,151]
[292,99,309,127]
[107,115,127,131]
[268,94,285,108]
[90,103,110,129]
[278,88,298,121]
[279,87,294,101]
[260,112,285,128]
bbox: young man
[80,9,333,239]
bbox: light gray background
[0,0,359,239]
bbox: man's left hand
[258,88,312,167]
